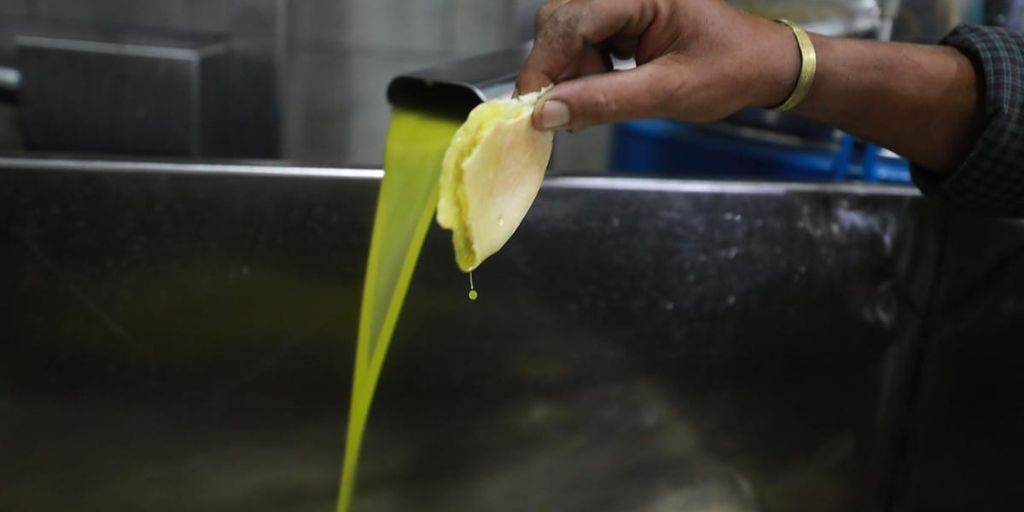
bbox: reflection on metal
[0,158,1021,512]
[0,65,21,93]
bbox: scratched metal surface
[0,158,1020,512]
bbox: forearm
[522,0,1024,215]
[785,35,981,174]
[521,0,983,170]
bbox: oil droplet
[468,271,478,301]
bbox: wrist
[745,17,803,109]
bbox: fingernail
[540,100,570,129]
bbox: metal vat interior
[1,158,1022,511]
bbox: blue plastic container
[610,119,910,183]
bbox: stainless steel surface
[713,109,842,148]
[3,0,284,158]
[215,0,285,158]
[387,46,527,117]
[16,31,228,155]
[0,157,1022,511]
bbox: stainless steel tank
[1,157,1022,511]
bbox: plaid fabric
[912,24,1024,217]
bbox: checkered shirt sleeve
[911,24,1024,217]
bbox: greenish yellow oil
[337,107,461,512]
[468,271,478,301]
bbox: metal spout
[386,46,529,118]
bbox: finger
[516,0,654,94]
[532,57,680,131]
[557,45,612,81]
[534,0,575,36]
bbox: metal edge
[0,156,921,196]
[544,176,921,196]
[0,157,383,179]
[14,35,224,61]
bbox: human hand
[516,0,800,131]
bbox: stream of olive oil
[336,108,462,512]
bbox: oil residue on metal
[337,107,461,512]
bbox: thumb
[532,60,677,131]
